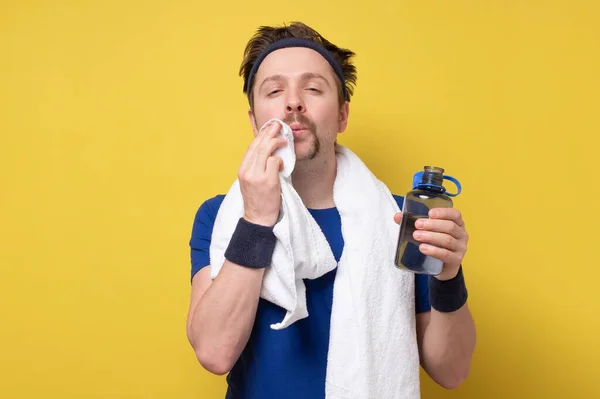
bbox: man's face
[249,47,349,161]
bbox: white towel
[210,119,421,398]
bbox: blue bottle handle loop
[443,176,461,197]
[412,171,462,197]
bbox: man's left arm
[396,208,476,389]
[416,293,475,389]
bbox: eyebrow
[258,72,331,92]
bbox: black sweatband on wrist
[428,265,468,313]
[224,217,277,269]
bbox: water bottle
[394,166,462,275]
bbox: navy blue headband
[245,37,348,103]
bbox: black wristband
[428,265,468,313]
[224,218,277,269]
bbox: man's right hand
[238,121,287,227]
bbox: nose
[285,89,305,114]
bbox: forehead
[254,47,334,82]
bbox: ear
[337,101,350,133]
[248,109,259,137]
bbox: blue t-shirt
[189,194,431,399]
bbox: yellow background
[1,1,599,398]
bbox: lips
[289,123,307,131]
[288,123,307,137]
[291,129,308,138]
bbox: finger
[413,230,458,251]
[265,156,284,177]
[429,208,465,227]
[393,212,402,224]
[254,121,281,146]
[239,124,274,173]
[248,121,277,155]
[419,243,461,264]
[239,141,257,176]
[265,121,283,138]
[414,218,464,239]
[253,136,286,172]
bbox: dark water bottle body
[394,187,453,275]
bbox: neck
[291,151,337,209]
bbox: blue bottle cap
[412,170,462,197]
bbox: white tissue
[259,118,295,179]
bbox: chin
[293,148,318,161]
[293,141,319,161]
[294,153,315,162]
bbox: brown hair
[239,21,357,108]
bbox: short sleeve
[189,194,225,282]
[415,274,431,313]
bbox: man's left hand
[395,208,469,281]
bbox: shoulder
[190,194,226,237]
[189,193,225,250]
[189,194,226,279]
[194,194,226,222]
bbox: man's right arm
[186,121,286,375]
[186,260,265,375]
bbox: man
[186,21,476,398]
